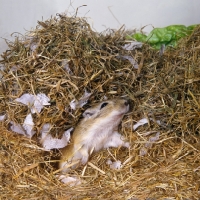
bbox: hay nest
[0,14,200,199]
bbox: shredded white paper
[22,113,35,138]
[133,118,149,130]
[139,147,148,156]
[70,90,92,110]
[32,93,50,113]
[107,159,122,170]
[10,113,35,138]
[30,42,38,52]
[15,93,34,105]
[10,122,26,136]
[133,117,161,130]
[40,123,72,150]
[0,114,6,121]
[140,132,160,156]
[62,59,73,75]
[122,41,143,50]
[69,99,77,110]
[15,93,50,114]
[106,159,113,165]
[145,132,160,148]
[134,118,161,156]
[118,55,139,69]
[58,175,81,186]
[103,95,108,100]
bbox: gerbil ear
[82,110,95,118]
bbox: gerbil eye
[100,102,108,110]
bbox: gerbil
[59,98,130,173]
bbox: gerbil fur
[59,98,130,172]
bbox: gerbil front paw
[104,132,129,148]
[58,175,82,186]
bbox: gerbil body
[59,98,130,172]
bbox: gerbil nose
[124,99,129,106]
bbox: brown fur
[59,98,130,173]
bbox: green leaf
[131,33,147,42]
[125,24,199,49]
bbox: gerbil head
[82,98,130,119]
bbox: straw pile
[0,14,200,199]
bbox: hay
[0,14,200,199]
[0,14,137,137]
